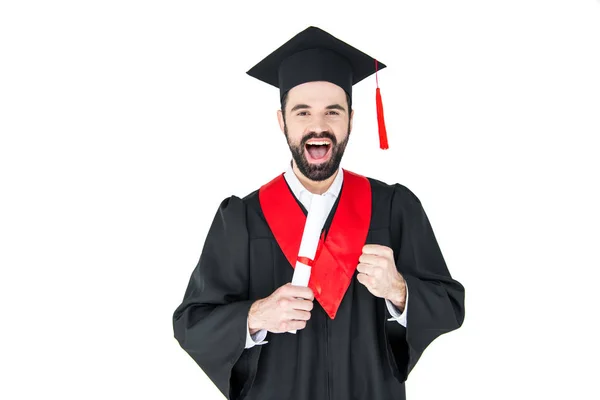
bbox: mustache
[300,132,337,147]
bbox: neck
[292,161,339,195]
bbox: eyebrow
[290,103,346,113]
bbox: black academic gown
[172,176,465,400]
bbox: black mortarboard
[246,26,390,149]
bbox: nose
[306,114,330,135]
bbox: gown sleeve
[386,184,466,382]
[172,195,259,399]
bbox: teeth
[307,141,330,146]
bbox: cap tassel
[375,60,389,149]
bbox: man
[173,26,465,400]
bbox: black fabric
[246,26,386,101]
[172,177,465,400]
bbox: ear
[349,109,354,133]
[277,109,285,134]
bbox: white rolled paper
[291,261,312,287]
[288,194,329,334]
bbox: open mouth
[304,140,332,163]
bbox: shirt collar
[284,164,344,199]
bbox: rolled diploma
[289,194,328,334]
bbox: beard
[284,122,350,182]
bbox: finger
[287,319,308,331]
[358,263,384,279]
[356,262,377,276]
[277,282,293,294]
[362,244,394,258]
[277,319,307,332]
[287,285,315,301]
[358,253,384,267]
[356,273,373,287]
[289,298,314,311]
[287,309,311,321]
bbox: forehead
[286,81,347,105]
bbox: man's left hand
[357,244,407,311]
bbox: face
[278,81,353,182]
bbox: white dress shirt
[246,166,409,348]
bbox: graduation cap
[246,26,389,150]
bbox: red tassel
[375,88,388,149]
[374,60,388,149]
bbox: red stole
[258,169,371,319]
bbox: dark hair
[281,91,352,121]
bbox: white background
[1,1,599,399]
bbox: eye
[297,111,309,116]
[326,111,340,115]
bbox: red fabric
[258,169,372,319]
[296,256,314,267]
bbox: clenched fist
[356,244,407,311]
[248,283,314,334]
